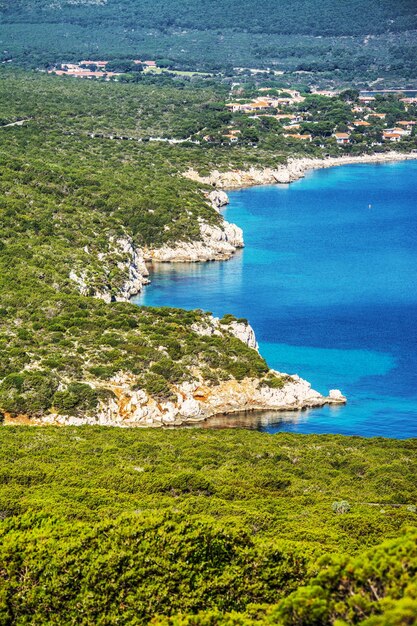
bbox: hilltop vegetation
[1,428,416,624]
[1,0,417,85]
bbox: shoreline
[184,151,417,191]
[61,151,417,428]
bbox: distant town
[43,61,417,149]
[47,59,157,79]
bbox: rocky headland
[19,317,345,427]
[69,192,242,303]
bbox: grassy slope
[1,428,416,624]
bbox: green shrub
[52,383,98,414]
[332,500,351,514]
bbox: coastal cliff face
[69,194,241,302]
[69,236,150,303]
[146,220,243,263]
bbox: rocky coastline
[184,151,417,190]
[20,317,345,428]
[69,191,242,302]
[60,154,372,428]
[34,375,346,427]
[72,151,417,304]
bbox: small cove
[134,160,417,438]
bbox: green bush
[52,382,98,414]
[332,500,351,514]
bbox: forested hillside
[0,70,416,422]
[1,0,416,84]
[2,0,416,36]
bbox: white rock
[208,190,229,211]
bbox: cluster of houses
[47,59,157,79]
[332,121,415,144]
[225,90,305,113]
[221,90,417,146]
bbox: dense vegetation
[0,71,283,420]
[1,428,416,624]
[3,0,416,36]
[1,1,417,85]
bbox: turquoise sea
[134,161,417,438]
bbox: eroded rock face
[69,236,149,303]
[148,220,244,263]
[70,217,243,302]
[37,373,346,428]
[208,190,230,211]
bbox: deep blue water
[134,161,417,438]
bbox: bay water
[134,161,417,437]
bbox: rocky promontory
[37,374,346,427]
[146,220,243,263]
[18,317,346,428]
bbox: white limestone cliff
[148,220,243,263]
[208,189,230,210]
[191,316,258,351]
[69,236,149,303]
[25,318,346,428]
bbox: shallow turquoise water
[134,161,417,437]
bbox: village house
[383,131,402,142]
[387,126,410,136]
[359,96,376,105]
[247,100,272,111]
[275,114,302,123]
[80,60,108,68]
[222,133,239,143]
[62,63,80,71]
[333,132,351,144]
[353,120,371,127]
[397,121,416,133]
[225,102,249,113]
[313,90,338,98]
[133,60,157,67]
